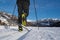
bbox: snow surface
[22,27,60,40]
[0,26,28,40]
[0,26,60,40]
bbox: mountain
[0,11,33,26]
[0,11,60,27]
[0,11,18,26]
[36,18,60,27]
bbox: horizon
[0,0,60,20]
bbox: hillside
[0,11,60,27]
[0,12,18,26]
[0,11,33,26]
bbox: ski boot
[18,25,23,32]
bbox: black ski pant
[17,2,29,30]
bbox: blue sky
[0,0,60,20]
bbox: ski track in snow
[0,26,60,40]
[22,27,60,40]
[0,26,28,40]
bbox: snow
[0,26,28,40]
[3,14,10,19]
[0,26,60,40]
[22,27,60,40]
[0,16,9,24]
[0,17,6,22]
[27,19,35,22]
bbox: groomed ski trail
[0,27,60,40]
[0,29,28,40]
[19,27,60,40]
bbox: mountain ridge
[0,11,60,27]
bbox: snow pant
[17,1,30,31]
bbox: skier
[16,0,30,31]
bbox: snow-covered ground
[0,26,60,40]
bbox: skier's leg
[23,5,29,26]
[23,2,29,17]
[17,5,23,31]
[24,8,29,17]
